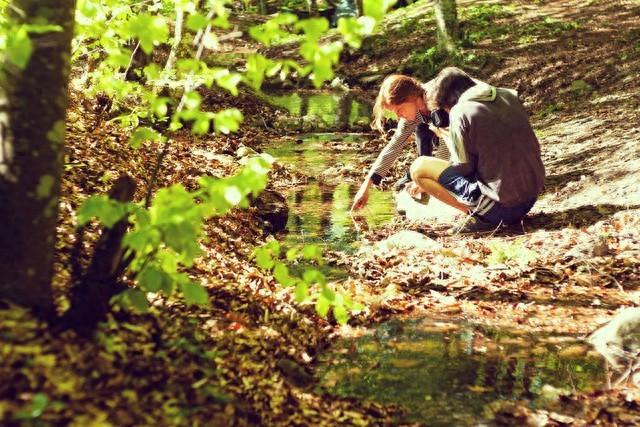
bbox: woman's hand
[351,178,372,212]
[405,181,425,199]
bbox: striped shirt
[368,110,457,185]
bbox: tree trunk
[308,0,319,16]
[0,0,77,318]
[61,175,136,336]
[336,93,353,131]
[434,0,458,54]
[257,0,267,15]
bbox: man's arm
[442,109,470,166]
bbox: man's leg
[409,156,469,213]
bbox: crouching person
[408,67,545,233]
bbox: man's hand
[351,178,372,212]
[428,124,449,140]
[405,181,425,199]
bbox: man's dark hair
[430,67,477,110]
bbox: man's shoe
[450,216,501,235]
[394,174,411,191]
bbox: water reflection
[284,182,394,251]
[264,91,372,131]
[264,134,396,253]
[318,318,606,426]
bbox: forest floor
[1,0,640,426]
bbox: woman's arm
[367,118,419,185]
[351,118,418,211]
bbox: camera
[429,109,449,128]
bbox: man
[404,66,545,233]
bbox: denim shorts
[437,166,536,225]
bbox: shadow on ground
[523,204,640,231]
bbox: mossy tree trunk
[355,0,363,16]
[434,0,458,54]
[0,0,76,318]
[257,0,267,15]
[308,0,319,16]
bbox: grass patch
[459,4,515,45]
[520,17,581,38]
[404,46,452,80]
[536,103,563,118]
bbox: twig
[487,220,504,238]
[145,5,216,203]
[584,258,624,291]
[163,5,184,74]
[123,40,141,80]
[145,141,170,208]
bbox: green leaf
[224,185,242,205]
[254,247,274,270]
[273,262,296,287]
[186,13,209,31]
[263,239,281,255]
[124,289,149,313]
[351,302,366,312]
[77,195,128,227]
[5,27,33,69]
[129,126,164,149]
[295,17,329,42]
[143,63,161,80]
[213,108,243,134]
[123,227,160,254]
[23,24,63,35]
[363,0,396,21]
[105,47,132,68]
[151,97,170,118]
[295,281,308,302]
[244,54,272,90]
[244,156,272,177]
[302,244,323,262]
[285,248,298,261]
[321,286,335,301]
[192,112,213,135]
[180,281,209,305]
[15,393,48,420]
[137,266,166,292]
[248,13,298,46]
[303,269,325,285]
[177,58,201,73]
[337,16,376,48]
[215,70,242,95]
[333,304,348,325]
[316,295,330,317]
[123,14,169,54]
[183,90,202,110]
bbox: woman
[350,74,460,212]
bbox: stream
[261,91,606,425]
[316,318,605,425]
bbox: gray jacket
[449,83,545,206]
